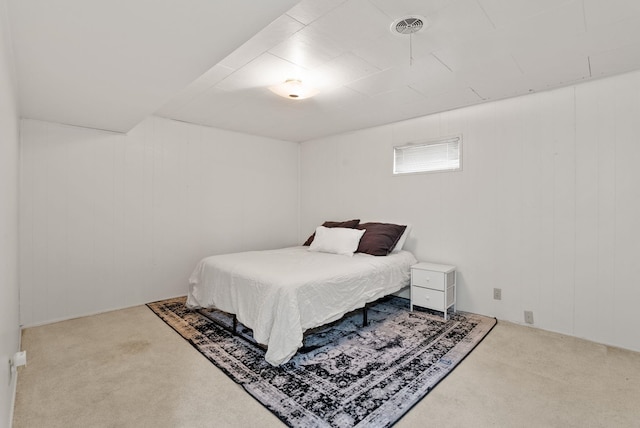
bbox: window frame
[393,135,463,176]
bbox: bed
[186,221,417,366]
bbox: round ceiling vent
[391,16,426,35]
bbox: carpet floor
[147,296,496,428]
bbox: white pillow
[391,224,412,253]
[308,226,366,256]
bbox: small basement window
[393,135,462,175]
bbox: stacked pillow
[308,226,366,256]
[355,222,407,256]
[303,219,360,246]
[304,219,410,256]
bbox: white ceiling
[9,0,640,141]
[7,0,299,132]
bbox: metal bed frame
[196,301,372,353]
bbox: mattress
[186,246,417,365]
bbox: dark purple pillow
[303,219,360,246]
[356,222,407,256]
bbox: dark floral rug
[147,296,496,428]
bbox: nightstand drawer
[412,269,445,290]
[412,286,445,311]
[410,262,456,319]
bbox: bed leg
[232,315,238,335]
[363,304,368,327]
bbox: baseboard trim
[20,295,187,329]
[8,326,22,428]
[9,368,16,428]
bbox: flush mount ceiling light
[269,79,319,100]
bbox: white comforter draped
[186,246,417,366]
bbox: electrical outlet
[9,351,27,375]
[493,288,502,300]
[13,351,27,367]
[524,310,534,324]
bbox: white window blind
[393,136,461,174]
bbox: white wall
[0,0,19,425]
[19,117,299,327]
[300,70,640,353]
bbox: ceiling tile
[336,85,424,126]
[477,0,574,29]
[425,0,496,45]
[155,65,235,116]
[215,53,303,92]
[404,55,459,95]
[431,30,510,72]
[219,14,305,70]
[512,43,591,83]
[161,86,247,125]
[581,17,640,55]
[499,1,586,53]
[412,0,509,71]
[318,85,371,112]
[430,1,588,75]
[370,85,427,108]
[347,68,410,96]
[454,56,526,100]
[313,53,381,91]
[269,25,345,69]
[430,0,588,87]
[519,54,591,90]
[309,0,393,52]
[198,64,237,85]
[226,96,356,142]
[368,0,452,19]
[286,0,349,25]
[353,33,411,70]
[399,87,483,117]
[583,0,640,29]
[589,44,640,77]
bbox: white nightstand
[410,262,457,320]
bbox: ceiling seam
[431,53,453,73]
[475,0,497,29]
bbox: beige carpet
[13,304,640,427]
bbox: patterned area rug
[147,296,496,428]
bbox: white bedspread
[186,246,417,366]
